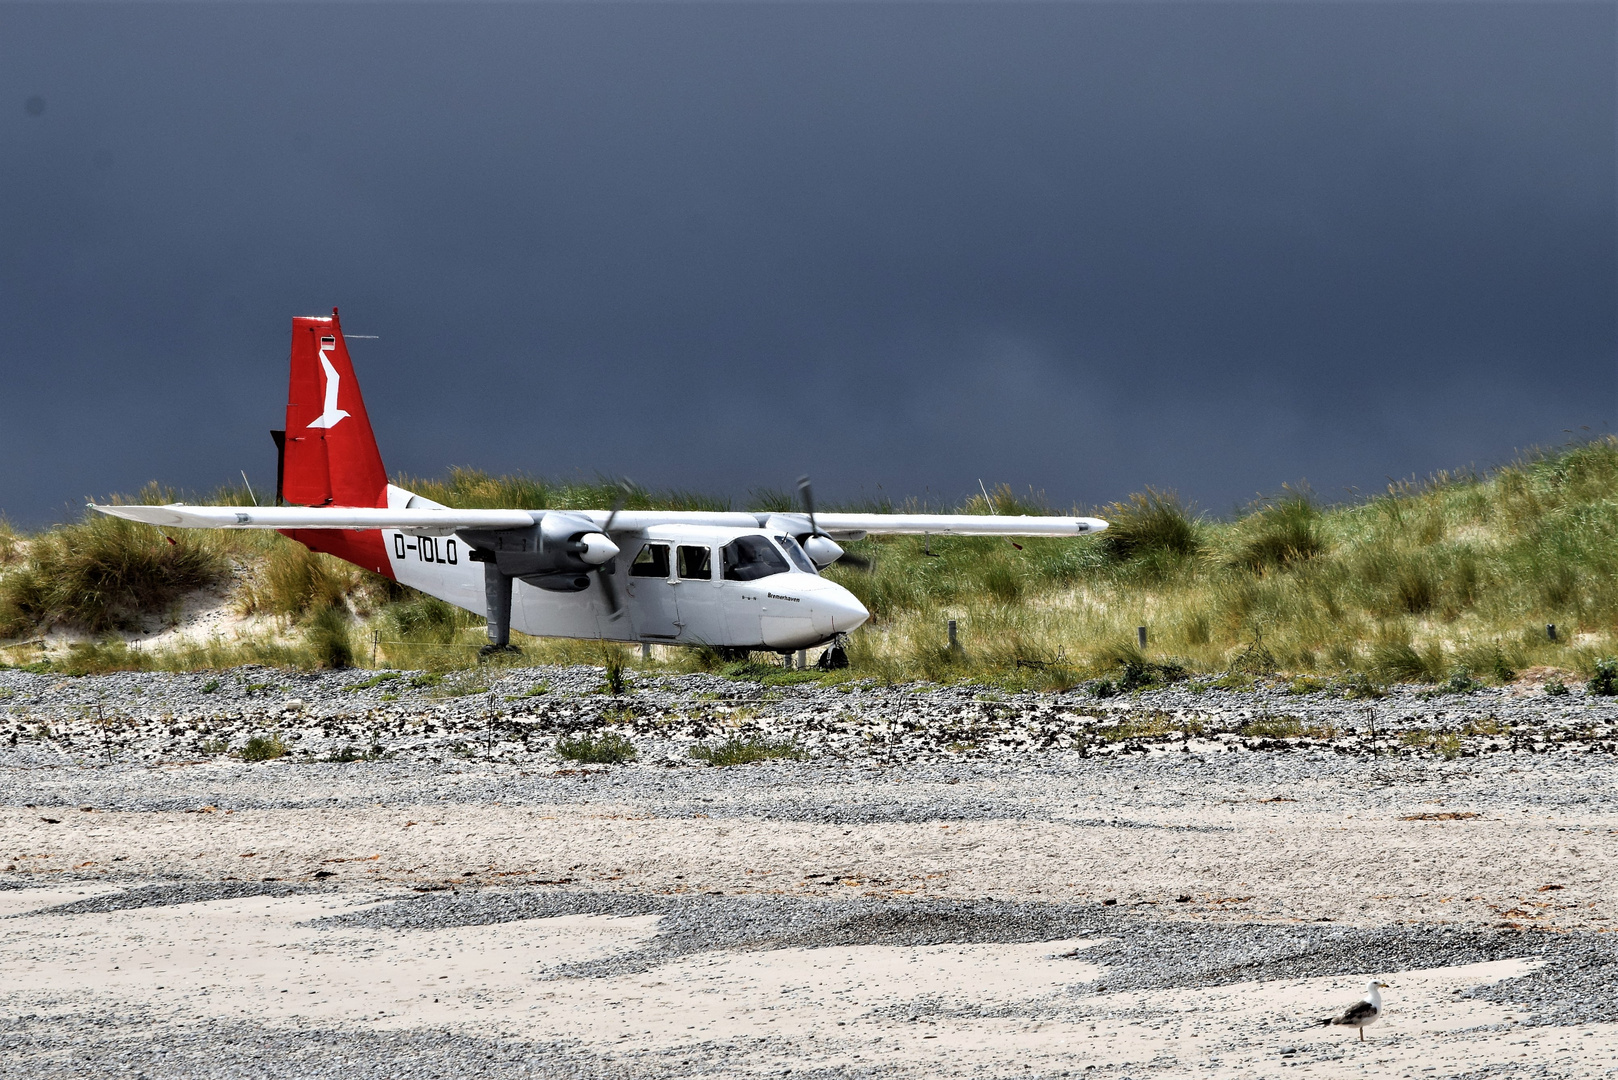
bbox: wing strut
[482,563,516,655]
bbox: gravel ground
[4,664,1615,771]
[4,666,1617,1079]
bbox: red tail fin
[282,308,388,508]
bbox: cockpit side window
[722,535,790,581]
[677,545,712,580]
[773,535,815,574]
[629,543,671,578]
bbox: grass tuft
[1094,488,1199,564]
[689,736,806,766]
[555,732,638,764]
[304,605,356,669]
[237,733,289,762]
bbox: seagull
[1322,980,1388,1040]
[308,344,351,430]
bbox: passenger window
[629,543,671,578]
[677,545,711,580]
[722,535,790,581]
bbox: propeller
[796,475,871,571]
[594,480,633,618]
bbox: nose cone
[811,580,869,636]
[577,532,620,565]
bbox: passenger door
[625,542,680,638]
[671,544,722,644]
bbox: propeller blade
[596,563,624,619]
[586,480,634,620]
[800,475,873,571]
[602,479,633,534]
[796,475,817,534]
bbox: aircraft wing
[91,504,537,532]
[804,513,1107,539]
[575,510,1109,539]
[91,504,1107,540]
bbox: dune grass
[0,487,235,637]
[7,443,1618,685]
[818,442,1618,687]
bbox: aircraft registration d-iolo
[96,311,1109,658]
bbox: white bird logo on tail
[308,337,351,430]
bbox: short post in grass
[641,642,651,662]
[947,619,960,654]
[371,629,379,666]
[1137,625,1148,649]
[1548,624,1557,642]
[795,648,807,670]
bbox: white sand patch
[7,894,1617,1076]
[5,893,664,1027]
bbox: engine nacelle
[461,511,620,577]
[802,534,845,568]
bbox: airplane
[95,310,1109,659]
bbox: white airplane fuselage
[384,518,869,650]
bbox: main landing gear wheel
[479,643,523,661]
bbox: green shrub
[689,736,805,765]
[1099,641,1186,691]
[1588,658,1618,696]
[599,644,628,695]
[1433,668,1484,695]
[1338,672,1386,699]
[555,732,638,764]
[238,733,289,761]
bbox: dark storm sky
[2,2,1613,526]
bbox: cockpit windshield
[722,535,791,581]
[773,535,816,574]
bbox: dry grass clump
[1094,488,1200,565]
[1226,487,1324,572]
[0,520,22,566]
